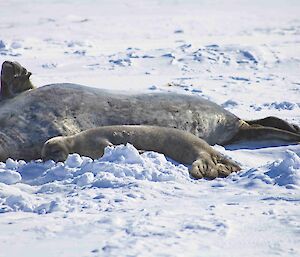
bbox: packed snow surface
[0,0,300,256]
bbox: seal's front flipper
[214,156,241,177]
[189,153,241,179]
[190,159,218,179]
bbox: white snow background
[0,0,300,256]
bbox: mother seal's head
[1,61,34,99]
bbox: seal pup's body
[42,125,241,179]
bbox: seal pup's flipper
[190,152,241,179]
[1,61,34,99]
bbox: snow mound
[0,144,189,213]
[237,150,300,189]
[0,169,21,185]
[0,187,35,213]
[266,150,300,189]
[100,143,144,164]
[14,143,188,186]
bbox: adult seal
[1,61,300,172]
[42,125,241,179]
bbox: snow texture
[0,0,300,256]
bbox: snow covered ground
[0,0,300,256]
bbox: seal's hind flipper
[228,126,300,144]
[246,116,300,134]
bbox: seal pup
[0,60,300,162]
[42,125,241,179]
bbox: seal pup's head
[1,61,34,99]
[41,137,69,162]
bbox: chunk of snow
[100,144,144,164]
[73,172,94,186]
[0,169,21,185]
[266,150,300,188]
[65,153,83,168]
